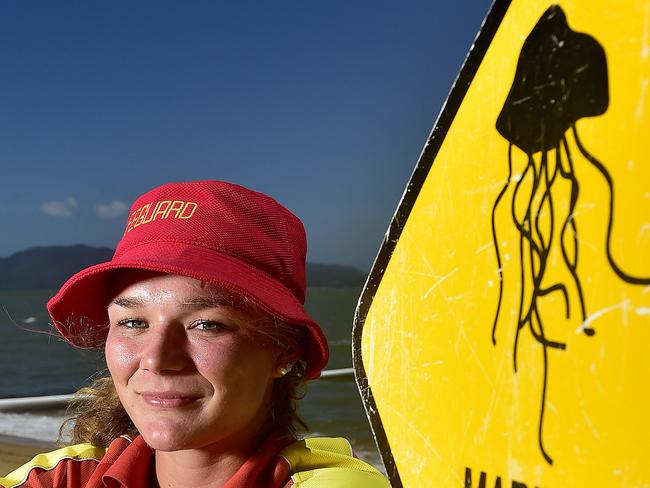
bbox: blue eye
[192,320,227,331]
[118,319,148,329]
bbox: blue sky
[0,1,492,270]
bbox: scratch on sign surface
[475,241,493,254]
[575,299,650,334]
[422,267,458,300]
[383,403,443,461]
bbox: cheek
[191,340,239,378]
[105,333,139,382]
[191,338,278,385]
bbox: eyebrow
[111,296,146,308]
[178,297,234,309]
[110,296,234,310]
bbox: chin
[142,430,189,451]
[135,417,197,451]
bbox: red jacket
[2,433,293,488]
[2,435,388,488]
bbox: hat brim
[47,242,329,379]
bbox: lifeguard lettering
[165,200,185,219]
[153,200,172,220]
[178,202,197,219]
[134,203,152,228]
[124,200,198,234]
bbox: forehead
[108,270,241,307]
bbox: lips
[139,391,200,408]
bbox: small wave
[0,412,66,442]
[23,317,37,324]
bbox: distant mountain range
[0,245,367,290]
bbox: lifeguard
[124,199,198,234]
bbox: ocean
[0,287,382,468]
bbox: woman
[1,180,388,488]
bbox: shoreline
[0,434,55,475]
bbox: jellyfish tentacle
[530,303,553,465]
[526,296,566,349]
[511,154,543,269]
[513,222,526,373]
[572,124,650,285]
[511,154,537,372]
[534,150,552,252]
[513,151,560,370]
[529,151,545,255]
[550,141,562,186]
[535,145,571,319]
[559,136,591,336]
[539,284,570,318]
[491,142,514,346]
[533,150,554,293]
[530,300,561,466]
[524,150,563,467]
[522,152,545,334]
[528,303,566,349]
[562,137,586,320]
[526,152,566,351]
[537,319,554,465]
[527,325,567,349]
[511,156,531,229]
[540,145,561,257]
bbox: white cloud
[40,197,78,217]
[95,200,129,219]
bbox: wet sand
[0,434,55,476]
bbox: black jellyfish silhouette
[490,5,650,465]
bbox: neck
[155,447,247,488]
[153,421,273,488]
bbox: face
[105,270,289,452]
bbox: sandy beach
[0,434,55,476]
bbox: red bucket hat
[47,180,329,379]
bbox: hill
[0,246,366,290]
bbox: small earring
[278,363,293,376]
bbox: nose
[140,322,188,373]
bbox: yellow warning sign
[353,1,650,487]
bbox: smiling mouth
[139,392,200,408]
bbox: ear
[271,348,301,378]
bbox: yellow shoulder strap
[279,437,389,487]
[0,443,106,488]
